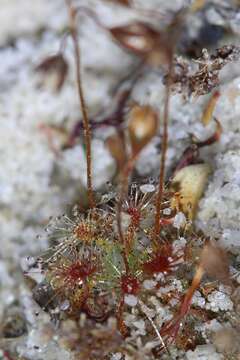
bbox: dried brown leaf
[109,23,159,56]
[105,133,126,169]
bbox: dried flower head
[109,22,160,57]
[170,45,240,97]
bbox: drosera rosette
[23,177,199,347]
[98,227,191,356]
[96,186,191,340]
[42,247,98,317]
[140,197,193,282]
[114,182,156,250]
[110,182,178,247]
[142,240,185,279]
[36,204,113,266]
[94,231,149,336]
[122,183,156,228]
[24,205,115,318]
[23,143,218,355]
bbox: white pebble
[173,212,186,229]
[124,294,138,307]
[140,184,155,193]
[143,279,157,290]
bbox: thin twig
[65,0,95,208]
[153,53,174,248]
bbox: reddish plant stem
[153,53,174,248]
[66,0,95,208]
[179,265,204,317]
[161,265,204,343]
[116,291,128,337]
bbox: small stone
[143,279,157,290]
[110,353,124,360]
[60,300,70,311]
[192,291,206,308]
[173,212,186,229]
[163,208,171,215]
[124,294,138,307]
[140,184,155,193]
[133,319,146,335]
[207,289,233,312]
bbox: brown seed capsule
[36,54,68,91]
[128,104,158,155]
[105,132,126,169]
[200,241,230,285]
[109,22,173,67]
[110,23,159,56]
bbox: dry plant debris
[170,45,240,97]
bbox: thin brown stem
[153,53,174,248]
[114,69,144,274]
[65,0,95,208]
[116,150,141,274]
[160,265,204,343]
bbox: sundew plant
[24,1,240,359]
